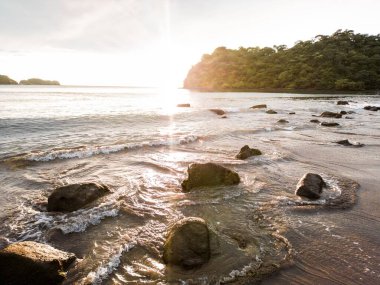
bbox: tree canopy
[184,30,380,92]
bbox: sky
[1,0,380,87]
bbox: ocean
[0,86,379,284]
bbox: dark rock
[364,106,380,111]
[277,119,289,124]
[347,111,356,114]
[163,217,210,269]
[181,163,240,192]
[345,116,354,119]
[335,139,364,147]
[209,109,225,115]
[320,111,342,118]
[47,182,110,212]
[177,103,190,107]
[337,100,349,105]
[321,122,340,127]
[340,111,347,115]
[221,115,227,119]
[250,104,267,109]
[266,109,277,114]
[295,173,326,199]
[0,241,76,285]
[236,145,262,160]
[288,112,296,115]
[310,119,320,123]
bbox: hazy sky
[1,0,379,86]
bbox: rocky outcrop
[321,122,340,127]
[266,109,277,114]
[320,111,342,118]
[163,217,210,269]
[0,241,76,285]
[337,100,349,105]
[295,173,326,199]
[0,75,18,85]
[209,109,225,115]
[19,78,60,85]
[181,163,240,192]
[177,103,190,107]
[47,182,110,212]
[277,119,289,124]
[364,106,380,111]
[236,145,262,160]
[335,139,364,147]
[250,104,267,109]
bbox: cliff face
[0,75,18,85]
[184,30,380,92]
[19,78,60,85]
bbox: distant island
[19,78,60,85]
[184,30,380,92]
[0,75,60,85]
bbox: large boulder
[181,163,240,192]
[320,111,342,118]
[47,182,110,212]
[236,145,262,160]
[163,217,210,269]
[209,109,225,115]
[364,106,379,111]
[295,173,326,199]
[0,241,76,285]
[250,104,267,109]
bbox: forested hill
[184,30,380,92]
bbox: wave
[2,135,199,164]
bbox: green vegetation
[184,30,380,92]
[19,78,60,85]
[0,75,18,85]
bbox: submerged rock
[277,119,289,124]
[47,182,110,212]
[177,103,190,107]
[236,145,262,160]
[310,119,320,123]
[250,104,267,109]
[345,116,354,119]
[364,105,380,111]
[163,217,210,269]
[209,109,225,115]
[320,111,342,118]
[321,122,340,127]
[181,163,240,192]
[266,109,277,114]
[340,111,347,115]
[0,241,76,285]
[288,112,296,115]
[337,100,349,105]
[335,139,364,147]
[295,173,326,199]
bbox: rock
[295,173,326,199]
[177,103,190,107]
[337,100,349,105]
[163,217,210,269]
[209,109,225,115]
[335,139,364,147]
[0,241,76,285]
[250,104,267,109]
[221,115,227,119]
[364,106,380,111]
[288,112,296,115]
[310,119,320,123]
[321,122,340,127]
[47,182,110,212]
[347,111,356,114]
[340,111,347,115]
[320,111,342,118]
[266,109,277,114]
[277,119,289,124]
[181,163,240,192]
[236,145,262,160]
[345,116,354,119]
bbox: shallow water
[0,86,379,284]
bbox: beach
[0,86,379,284]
